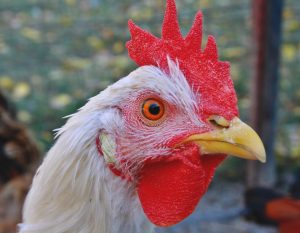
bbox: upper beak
[183,117,266,163]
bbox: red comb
[126,0,238,119]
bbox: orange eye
[142,99,165,121]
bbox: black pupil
[149,103,160,115]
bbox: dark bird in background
[0,92,40,233]
[245,170,300,233]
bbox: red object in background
[266,198,300,233]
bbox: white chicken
[20,1,266,233]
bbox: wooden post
[247,0,284,187]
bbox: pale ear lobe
[98,131,117,164]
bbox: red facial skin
[137,145,226,226]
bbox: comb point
[162,0,182,41]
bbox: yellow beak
[183,117,266,163]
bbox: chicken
[245,187,283,225]
[245,170,300,233]
[0,92,40,233]
[20,1,266,233]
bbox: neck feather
[20,114,154,233]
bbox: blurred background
[0,0,299,232]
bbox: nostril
[208,119,222,129]
[208,115,230,129]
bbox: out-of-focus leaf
[113,41,124,54]
[222,47,246,59]
[50,94,72,109]
[101,27,114,39]
[283,8,294,20]
[13,82,31,99]
[59,16,73,27]
[20,27,41,42]
[128,6,154,21]
[87,36,104,50]
[42,131,53,142]
[239,98,250,109]
[0,76,14,90]
[63,57,91,71]
[294,107,300,116]
[18,110,32,123]
[286,19,300,32]
[65,0,77,6]
[197,0,211,8]
[0,39,9,54]
[230,64,240,81]
[282,44,297,61]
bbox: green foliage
[0,0,299,167]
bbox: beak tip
[257,145,267,163]
[259,157,267,163]
[259,154,267,163]
[255,149,266,163]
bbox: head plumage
[126,0,238,119]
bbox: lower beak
[183,117,266,163]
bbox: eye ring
[142,98,165,122]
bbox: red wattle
[137,145,225,227]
